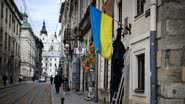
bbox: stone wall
[157,0,185,104]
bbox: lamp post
[65,43,70,84]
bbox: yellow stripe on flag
[100,13,112,60]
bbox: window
[135,54,145,93]
[50,63,52,66]
[5,32,7,50]
[15,42,17,55]
[12,39,15,52]
[0,29,3,46]
[118,1,122,22]
[136,0,145,17]
[8,36,10,51]
[104,59,108,89]
[46,63,47,67]
[5,8,8,23]
[0,57,2,71]
[17,24,20,35]
[9,14,11,27]
[12,18,15,32]
[1,2,3,18]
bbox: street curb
[50,85,54,104]
[0,82,26,90]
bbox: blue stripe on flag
[90,5,102,53]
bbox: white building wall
[20,29,36,78]
[114,0,152,103]
[40,33,61,77]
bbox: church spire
[40,21,48,35]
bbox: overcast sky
[16,0,65,36]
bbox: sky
[15,0,65,36]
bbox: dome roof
[22,21,32,29]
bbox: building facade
[39,22,61,77]
[59,0,112,103]
[0,0,22,84]
[59,0,185,104]
[34,36,44,79]
[20,13,37,79]
[116,0,185,104]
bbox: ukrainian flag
[90,6,112,60]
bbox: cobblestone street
[0,82,51,104]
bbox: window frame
[135,0,145,18]
[134,53,145,93]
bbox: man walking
[50,75,53,84]
[54,74,62,93]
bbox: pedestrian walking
[2,74,7,86]
[19,75,22,83]
[54,74,62,93]
[50,75,53,84]
[10,75,13,84]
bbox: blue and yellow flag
[90,6,112,60]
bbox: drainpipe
[150,0,157,104]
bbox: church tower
[40,21,48,43]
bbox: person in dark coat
[111,29,126,98]
[10,75,13,84]
[2,74,7,86]
[54,74,62,93]
[50,76,53,84]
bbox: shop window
[136,0,145,17]
[135,54,145,93]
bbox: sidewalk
[50,85,98,104]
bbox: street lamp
[65,43,70,49]
[64,43,70,84]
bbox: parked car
[39,77,46,82]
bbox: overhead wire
[21,0,40,36]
